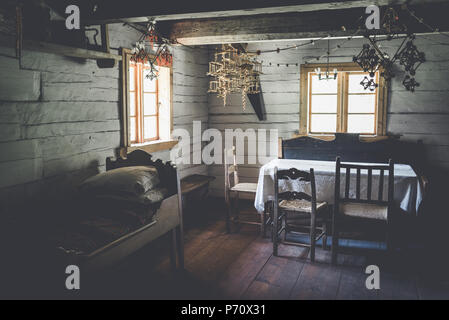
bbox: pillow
[79,166,160,196]
[86,187,168,220]
[93,187,168,206]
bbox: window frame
[120,48,177,154]
[300,62,388,137]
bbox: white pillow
[80,166,160,196]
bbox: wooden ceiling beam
[82,0,448,25]
[162,4,449,45]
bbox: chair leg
[310,212,316,262]
[273,207,279,256]
[283,214,288,242]
[176,225,184,270]
[170,228,177,271]
[260,210,265,237]
[262,204,267,238]
[235,192,240,222]
[266,201,273,238]
[331,214,338,265]
[322,221,328,251]
[225,192,232,233]
[386,220,394,255]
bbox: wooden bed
[66,149,184,273]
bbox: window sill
[121,139,178,156]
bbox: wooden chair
[331,157,394,265]
[224,146,260,233]
[273,167,329,262]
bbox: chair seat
[279,199,327,213]
[340,202,388,221]
[230,182,258,193]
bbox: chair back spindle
[356,168,361,200]
[378,169,384,201]
[345,167,350,199]
[224,146,239,189]
[335,157,394,205]
[367,169,372,200]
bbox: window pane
[143,93,157,115]
[310,94,337,113]
[311,74,337,94]
[129,66,135,91]
[143,116,157,139]
[143,70,157,92]
[129,116,136,142]
[348,94,376,113]
[310,114,337,133]
[347,114,375,133]
[348,73,375,93]
[129,92,136,116]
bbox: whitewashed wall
[0,23,209,214]
[207,35,449,197]
[159,45,209,178]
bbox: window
[129,62,160,143]
[300,63,387,136]
[121,49,176,152]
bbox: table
[254,159,423,216]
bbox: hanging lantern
[315,39,338,80]
[130,22,172,80]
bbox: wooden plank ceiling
[58,0,449,45]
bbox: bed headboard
[281,134,425,172]
[106,150,178,196]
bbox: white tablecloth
[254,159,423,216]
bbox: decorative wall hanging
[130,22,172,80]
[360,76,378,91]
[402,75,420,92]
[207,44,262,109]
[353,6,427,92]
[396,38,425,76]
[352,43,380,77]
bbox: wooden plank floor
[85,198,449,300]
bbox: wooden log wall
[0,22,209,214]
[207,35,449,197]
